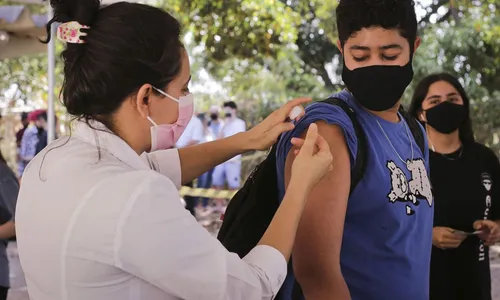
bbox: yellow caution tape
[179,186,238,199]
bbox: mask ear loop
[152,87,180,103]
[148,86,180,126]
[147,116,158,126]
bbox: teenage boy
[276,0,433,299]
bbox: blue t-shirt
[276,90,434,300]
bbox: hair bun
[43,0,100,43]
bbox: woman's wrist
[286,176,311,202]
[231,132,254,152]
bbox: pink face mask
[147,87,194,152]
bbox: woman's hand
[242,97,311,151]
[432,227,467,249]
[474,220,500,246]
[289,123,332,194]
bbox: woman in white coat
[15,1,333,300]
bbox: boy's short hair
[336,0,417,47]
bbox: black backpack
[217,96,425,299]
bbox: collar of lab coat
[73,120,150,171]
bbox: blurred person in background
[18,109,46,177]
[15,112,29,149]
[212,101,246,213]
[196,113,216,216]
[176,113,205,216]
[34,111,48,156]
[208,105,223,138]
[0,149,19,300]
[409,73,500,300]
[15,112,29,177]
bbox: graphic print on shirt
[482,172,492,192]
[479,172,492,261]
[387,159,432,215]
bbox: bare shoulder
[298,121,349,159]
[285,121,350,185]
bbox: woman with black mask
[409,73,500,300]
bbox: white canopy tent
[0,0,147,142]
[0,5,46,60]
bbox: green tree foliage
[0,1,54,106]
[1,0,499,154]
[166,0,500,152]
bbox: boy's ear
[337,40,343,54]
[413,37,421,53]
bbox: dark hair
[37,111,48,122]
[223,101,238,110]
[21,112,29,121]
[0,150,5,165]
[408,73,475,144]
[336,0,417,50]
[44,0,183,129]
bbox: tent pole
[47,5,56,142]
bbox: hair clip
[56,21,90,44]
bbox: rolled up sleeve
[243,245,287,292]
[116,174,287,300]
[141,149,182,189]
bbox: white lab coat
[15,121,286,300]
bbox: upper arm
[117,175,286,300]
[284,121,351,284]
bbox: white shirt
[15,121,286,300]
[203,127,216,144]
[219,117,246,162]
[175,115,204,149]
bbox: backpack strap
[319,98,368,195]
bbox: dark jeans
[184,181,196,216]
[197,169,214,207]
[0,286,8,300]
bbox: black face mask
[210,113,218,121]
[425,101,466,134]
[341,61,414,111]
